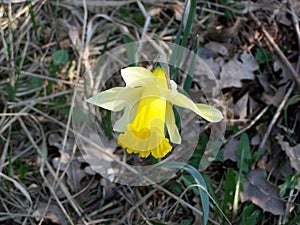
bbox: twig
[258,82,294,150]
[288,0,300,74]
[281,188,299,224]
[7,90,74,109]
[0,125,11,174]
[249,11,300,88]
[7,2,15,87]
[0,67,83,87]
[61,0,137,7]
[137,0,151,50]
[233,106,269,138]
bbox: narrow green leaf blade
[164,162,209,225]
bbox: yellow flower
[118,67,172,158]
[87,66,223,159]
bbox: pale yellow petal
[166,103,181,144]
[121,67,155,87]
[196,104,223,122]
[169,92,223,122]
[113,103,138,132]
[168,92,199,114]
[87,87,142,111]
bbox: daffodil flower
[87,66,223,159]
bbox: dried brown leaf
[277,134,300,172]
[198,47,215,59]
[234,92,248,119]
[84,166,97,175]
[251,134,261,146]
[52,152,70,170]
[261,85,286,106]
[273,60,294,85]
[68,24,80,47]
[220,53,258,88]
[172,2,184,21]
[148,7,161,17]
[257,73,273,93]
[204,41,228,56]
[45,173,66,199]
[240,169,285,215]
[48,133,62,149]
[249,96,259,116]
[276,11,292,26]
[200,57,224,79]
[205,18,241,42]
[222,139,239,162]
[66,160,86,192]
[52,152,86,192]
[291,0,300,16]
[33,202,66,225]
[49,132,86,192]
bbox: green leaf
[30,76,43,88]
[164,162,209,225]
[182,218,194,225]
[119,7,130,19]
[168,181,183,194]
[150,222,168,225]
[102,110,113,140]
[28,0,38,38]
[49,97,67,110]
[279,173,300,197]
[71,107,87,122]
[202,173,222,210]
[59,106,70,115]
[240,203,262,225]
[170,0,197,81]
[51,49,69,65]
[6,84,16,101]
[13,158,28,180]
[190,132,208,168]
[132,11,145,26]
[254,48,272,64]
[183,35,200,93]
[180,174,200,195]
[234,133,251,215]
[237,133,251,173]
[123,35,138,66]
[224,9,235,20]
[181,0,197,48]
[223,168,236,213]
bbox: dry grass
[0,0,300,225]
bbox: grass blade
[183,35,200,93]
[164,161,209,225]
[170,0,197,81]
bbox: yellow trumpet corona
[118,67,172,158]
